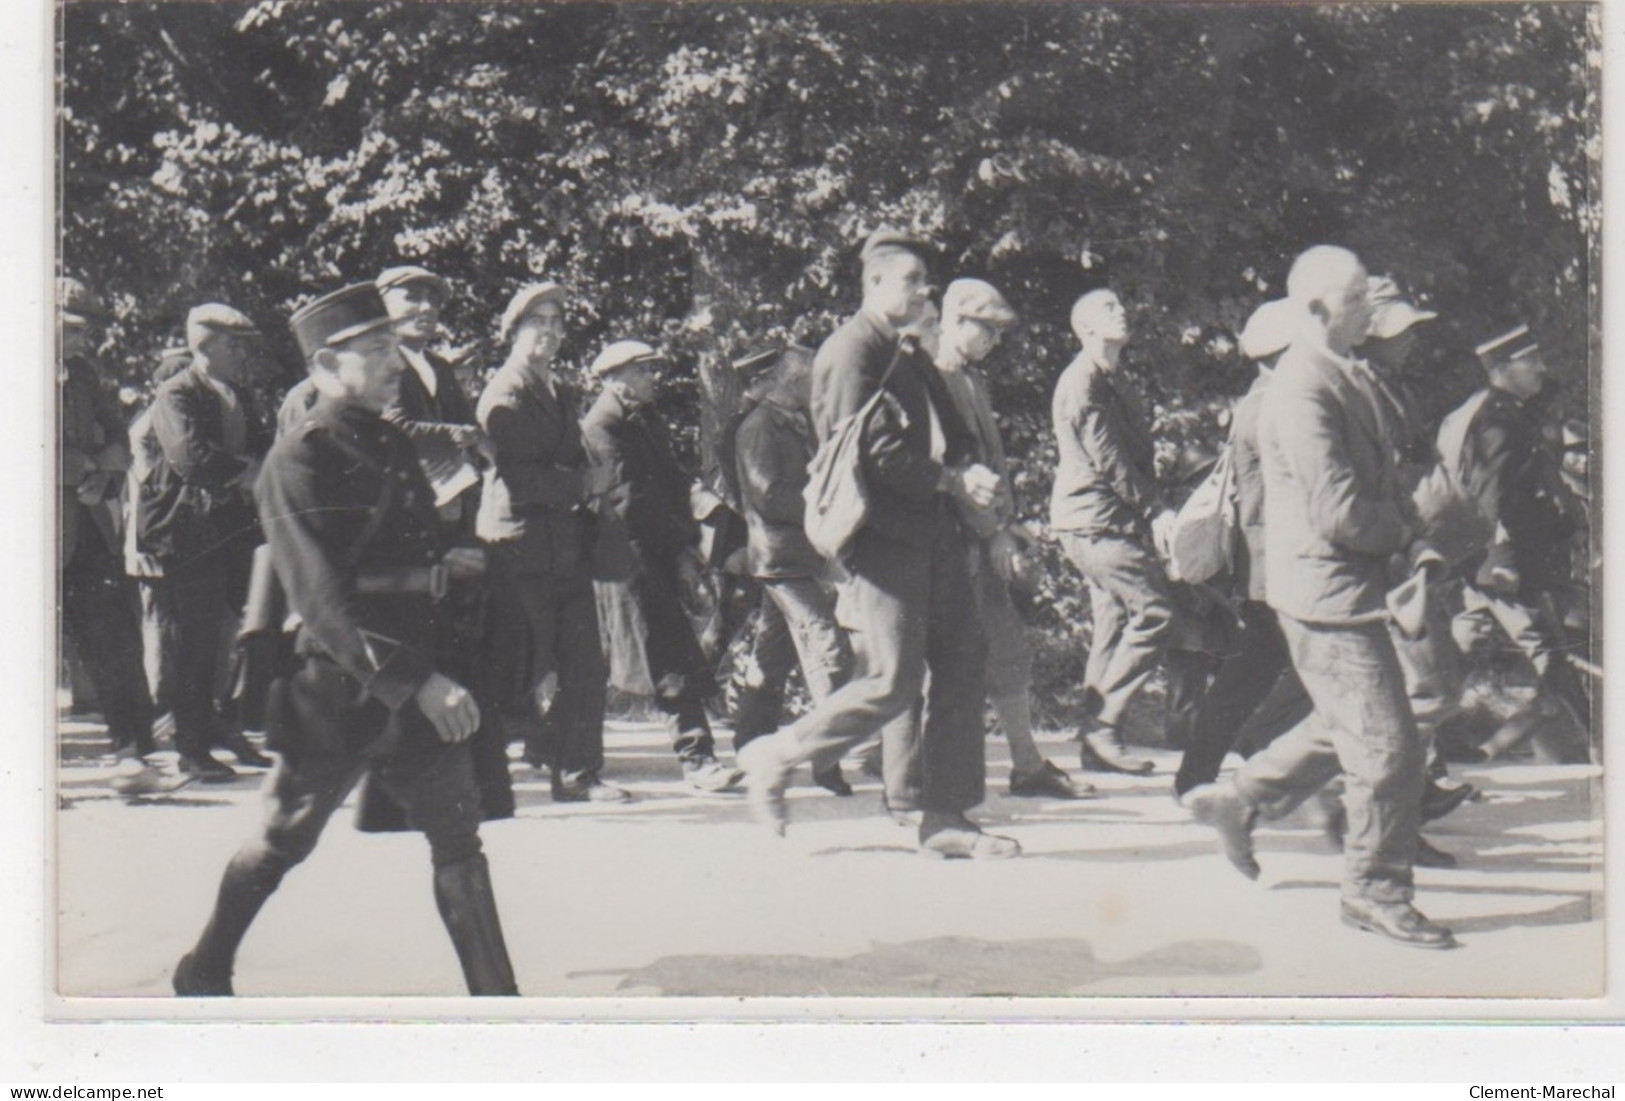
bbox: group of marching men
[55,230,1591,996]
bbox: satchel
[802,349,904,561]
[1166,442,1238,584]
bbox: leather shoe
[813,763,853,797]
[1009,760,1096,800]
[1340,898,1457,949]
[682,755,745,794]
[1184,782,1260,879]
[552,772,631,804]
[918,822,1021,860]
[178,753,237,783]
[111,762,196,798]
[737,738,791,835]
[1079,725,1154,775]
[217,728,273,769]
[1414,835,1459,869]
[1421,779,1477,823]
[172,951,233,996]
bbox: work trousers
[1233,614,1424,904]
[733,576,853,748]
[1175,599,1313,796]
[61,536,156,756]
[140,568,230,760]
[775,508,987,815]
[1460,583,1593,737]
[487,545,608,781]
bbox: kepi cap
[590,340,662,379]
[59,277,111,324]
[375,265,450,300]
[289,283,396,360]
[860,228,934,267]
[730,344,785,383]
[1366,276,1437,340]
[1238,299,1298,360]
[1475,324,1540,369]
[498,281,568,344]
[942,278,1017,328]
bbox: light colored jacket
[1258,338,1413,625]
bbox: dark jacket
[255,396,446,714]
[581,386,699,565]
[60,353,128,563]
[131,365,270,577]
[810,310,979,548]
[475,366,594,576]
[1258,339,1414,625]
[734,397,822,579]
[1049,355,1167,538]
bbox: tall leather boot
[433,853,519,996]
[173,846,291,996]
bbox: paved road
[55,717,1602,1001]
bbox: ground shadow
[571,933,1263,996]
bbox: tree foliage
[59,1,1598,719]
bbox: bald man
[1185,246,1454,950]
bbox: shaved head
[1070,289,1128,344]
[1285,245,1372,356]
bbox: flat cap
[589,339,662,378]
[498,281,568,344]
[942,278,1017,328]
[860,228,934,266]
[1238,299,1298,360]
[289,283,396,360]
[59,277,110,324]
[1366,276,1437,340]
[1475,324,1540,369]
[186,303,259,336]
[375,264,450,299]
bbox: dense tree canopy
[59,1,1598,718]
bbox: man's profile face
[867,251,930,327]
[1497,351,1548,401]
[611,360,659,405]
[383,282,443,345]
[1322,267,1373,353]
[326,330,404,411]
[950,315,1002,362]
[514,300,566,370]
[1077,291,1129,344]
[61,318,92,358]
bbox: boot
[433,853,519,996]
[173,846,292,996]
[217,726,274,769]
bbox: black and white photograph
[45,0,1603,1010]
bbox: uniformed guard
[173,283,517,997]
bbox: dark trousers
[1058,532,1178,729]
[140,569,229,760]
[1175,599,1313,795]
[632,550,718,762]
[776,509,987,815]
[734,577,853,748]
[488,546,608,781]
[61,536,155,756]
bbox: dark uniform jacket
[388,347,479,489]
[734,397,821,579]
[61,353,128,563]
[475,366,593,576]
[256,396,445,716]
[810,310,980,548]
[131,365,270,578]
[1049,355,1167,538]
[1454,385,1571,598]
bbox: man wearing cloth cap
[729,342,855,795]
[476,283,626,802]
[1172,302,1316,798]
[582,339,745,792]
[1431,325,1590,759]
[131,302,275,781]
[739,230,1017,858]
[58,278,188,795]
[174,283,517,997]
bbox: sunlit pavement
[55,715,1602,1001]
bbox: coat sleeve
[1075,374,1164,520]
[581,413,630,525]
[735,413,805,526]
[1275,380,1409,557]
[152,381,249,490]
[480,394,585,509]
[255,442,433,711]
[816,330,942,503]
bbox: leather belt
[355,565,448,599]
